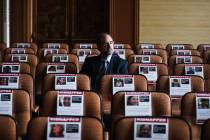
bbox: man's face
[99,34,114,56]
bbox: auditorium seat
[127,54,164,65]
[99,74,148,114]
[136,43,163,50]
[166,44,194,53]
[27,116,104,140]
[73,43,98,49]
[112,116,191,140]
[40,90,102,119]
[0,62,31,75]
[0,115,16,140]
[170,49,201,57]
[201,119,210,140]
[11,42,38,54]
[128,63,168,91]
[111,91,171,130]
[181,92,208,140]
[3,54,38,78]
[157,75,204,116]
[43,74,90,94]
[42,43,70,52]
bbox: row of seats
[1,42,210,140]
[1,114,210,140]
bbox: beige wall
[140,0,210,48]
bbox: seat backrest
[112,117,191,140]
[157,75,204,115]
[3,54,38,78]
[181,92,197,117]
[42,43,70,52]
[111,91,171,129]
[70,48,101,70]
[166,44,194,53]
[136,48,168,64]
[0,62,31,75]
[129,63,168,91]
[99,74,148,114]
[27,116,104,140]
[4,48,35,55]
[43,54,79,69]
[136,43,163,50]
[157,75,204,93]
[127,54,164,65]
[201,119,210,140]
[11,42,38,54]
[11,90,31,137]
[0,43,6,62]
[0,115,16,140]
[43,74,90,94]
[114,43,132,49]
[197,44,210,56]
[40,91,101,119]
[170,49,201,56]
[73,43,98,49]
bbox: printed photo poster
[176,56,192,64]
[0,74,19,89]
[141,44,155,49]
[55,74,77,90]
[77,49,91,63]
[52,55,69,63]
[185,64,204,78]
[169,76,191,98]
[138,64,158,82]
[134,118,168,140]
[134,55,151,63]
[44,49,59,56]
[79,43,92,49]
[47,117,81,140]
[1,63,20,73]
[171,44,184,50]
[196,94,210,124]
[176,50,191,56]
[0,90,13,115]
[11,48,26,54]
[48,43,61,49]
[112,75,134,95]
[114,49,126,59]
[114,44,124,49]
[125,92,152,116]
[11,54,28,62]
[57,91,84,116]
[47,64,66,74]
[16,43,31,48]
[143,49,158,55]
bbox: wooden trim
[109,0,115,36]
[134,0,140,46]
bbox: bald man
[80,33,128,91]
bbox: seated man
[80,33,128,91]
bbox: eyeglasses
[102,41,114,46]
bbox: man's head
[97,33,114,57]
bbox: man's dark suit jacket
[80,54,128,91]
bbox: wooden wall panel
[110,0,135,46]
[0,0,3,42]
[139,0,210,48]
[73,0,108,42]
[11,0,24,43]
